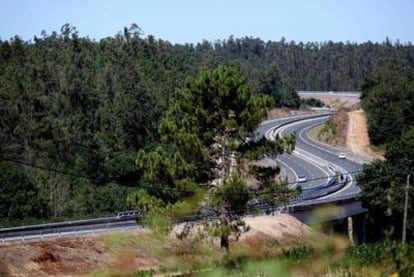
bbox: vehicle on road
[116,210,140,218]
[338,152,346,159]
[297,175,307,183]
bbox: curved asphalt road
[257,113,333,188]
[258,114,362,198]
[275,117,362,199]
[295,118,362,197]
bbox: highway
[0,216,141,243]
[258,112,334,188]
[297,91,361,98]
[258,114,366,223]
[281,117,362,198]
[286,117,362,196]
[259,114,334,190]
[1,112,367,242]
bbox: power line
[0,157,89,179]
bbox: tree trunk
[220,235,229,252]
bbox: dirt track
[347,110,383,160]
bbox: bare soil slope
[322,109,349,147]
[0,215,315,276]
[300,94,360,109]
[242,214,316,243]
[347,110,383,160]
[0,237,112,276]
[316,108,382,160]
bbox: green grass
[93,228,414,276]
[307,124,324,142]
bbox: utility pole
[402,174,410,244]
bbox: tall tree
[133,66,293,251]
[258,62,283,104]
[361,62,414,145]
[357,128,414,241]
[136,66,278,202]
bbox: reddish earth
[321,109,350,147]
[0,215,315,276]
[299,92,382,160]
[0,237,112,276]
[0,233,160,276]
[318,108,382,160]
[347,110,383,160]
[267,108,308,119]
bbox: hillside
[0,215,318,276]
[2,30,411,226]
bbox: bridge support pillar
[330,213,366,245]
[352,213,366,244]
[338,214,367,244]
[347,217,354,245]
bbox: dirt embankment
[299,92,381,159]
[318,109,349,147]
[242,214,316,243]
[0,237,111,276]
[0,234,160,276]
[267,108,308,119]
[318,108,383,160]
[347,110,384,160]
[0,215,316,276]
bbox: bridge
[297,90,361,98]
[260,112,367,243]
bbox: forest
[357,62,414,241]
[1,23,414,226]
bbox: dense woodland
[357,63,414,241]
[2,24,414,225]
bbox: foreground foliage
[95,231,414,276]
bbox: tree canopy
[134,66,280,205]
[358,64,414,240]
[357,130,414,241]
[2,24,414,225]
[361,62,414,145]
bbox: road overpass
[297,91,361,98]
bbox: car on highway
[338,152,346,159]
[297,175,307,183]
[116,210,141,218]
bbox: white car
[297,175,307,183]
[338,152,346,159]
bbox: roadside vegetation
[300,97,325,109]
[356,63,414,242]
[1,24,414,226]
[2,23,414,275]
[309,61,414,275]
[94,229,414,276]
[314,108,349,147]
